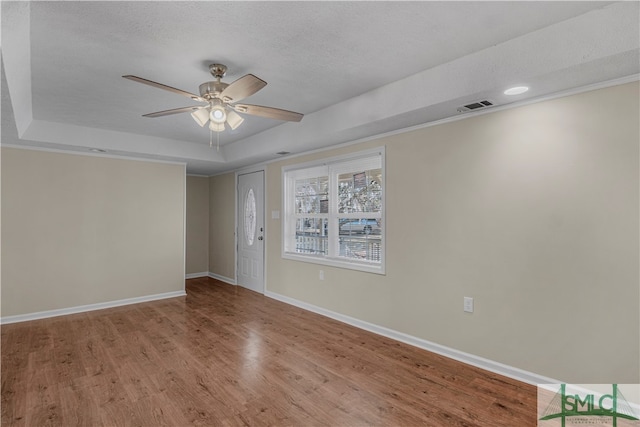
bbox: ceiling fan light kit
[209,104,227,124]
[226,109,245,130]
[123,63,303,144]
[208,122,225,133]
[191,108,209,127]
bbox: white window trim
[282,146,385,275]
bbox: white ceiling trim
[241,73,640,177]
[22,119,226,164]
[221,2,639,165]
[1,142,188,167]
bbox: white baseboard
[207,272,236,285]
[185,271,209,279]
[0,290,187,325]
[265,290,561,386]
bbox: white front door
[237,171,264,293]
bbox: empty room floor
[2,278,536,426]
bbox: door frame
[235,165,267,293]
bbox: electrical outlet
[463,297,474,313]
[319,270,324,280]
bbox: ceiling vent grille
[457,100,494,113]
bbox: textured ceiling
[2,1,639,175]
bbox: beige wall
[262,82,639,383]
[1,148,186,317]
[186,175,209,275]
[208,172,236,281]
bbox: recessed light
[504,86,529,96]
[90,148,107,153]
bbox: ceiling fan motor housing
[199,81,229,100]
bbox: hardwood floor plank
[57,381,100,427]
[24,380,62,426]
[1,368,27,425]
[2,278,537,426]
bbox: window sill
[282,252,385,275]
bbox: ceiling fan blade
[142,106,203,118]
[220,74,267,103]
[232,104,303,122]
[123,75,205,102]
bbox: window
[283,147,384,274]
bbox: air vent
[457,100,494,113]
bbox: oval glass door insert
[244,188,256,246]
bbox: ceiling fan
[123,63,303,135]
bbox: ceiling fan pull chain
[217,131,220,152]
[210,129,213,148]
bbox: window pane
[338,218,381,262]
[338,234,381,263]
[295,218,328,255]
[338,168,382,214]
[338,218,381,236]
[295,176,329,214]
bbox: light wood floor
[2,277,537,426]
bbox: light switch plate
[463,297,474,313]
